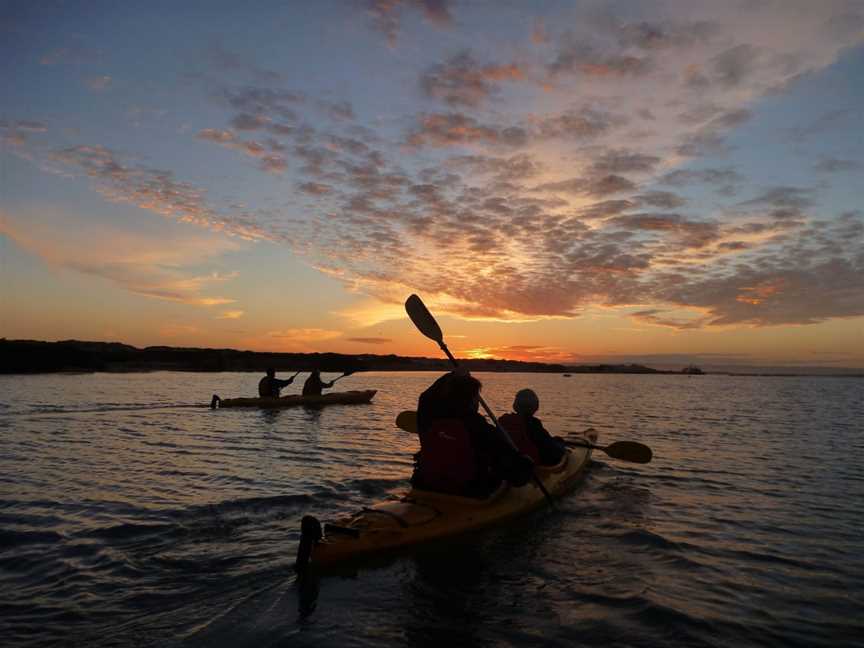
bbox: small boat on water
[210,389,377,409]
[295,428,598,570]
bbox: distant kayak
[296,429,598,570]
[210,389,377,409]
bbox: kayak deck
[298,429,598,569]
[210,389,377,409]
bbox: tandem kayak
[295,428,598,570]
[210,389,377,409]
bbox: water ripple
[0,371,861,647]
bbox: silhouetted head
[447,373,482,417]
[266,367,276,378]
[513,388,539,416]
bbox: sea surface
[1,371,862,647]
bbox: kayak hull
[303,429,597,568]
[212,389,377,409]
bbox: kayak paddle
[397,411,653,464]
[404,294,555,506]
[564,432,653,464]
[330,370,355,384]
[395,410,418,433]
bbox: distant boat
[563,373,572,377]
[210,390,377,408]
[682,365,704,375]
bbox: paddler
[412,371,534,497]
[302,368,335,396]
[498,389,567,466]
[258,367,295,398]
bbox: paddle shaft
[564,440,602,451]
[563,437,653,464]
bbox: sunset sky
[2,0,863,369]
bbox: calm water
[0,371,861,647]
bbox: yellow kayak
[210,389,377,409]
[296,429,598,569]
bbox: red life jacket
[416,418,479,495]
[498,413,540,464]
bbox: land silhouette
[2,339,860,377]
[1,339,668,375]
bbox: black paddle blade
[405,294,444,344]
[395,410,418,434]
[605,441,653,463]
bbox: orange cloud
[736,279,785,305]
[1,207,243,308]
[463,344,580,363]
[267,328,342,342]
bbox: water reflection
[301,406,323,425]
[258,408,283,426]
[296,571,320,618]
[1,372,861,648]
[404,545,487,647]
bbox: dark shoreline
[1,339,861,378]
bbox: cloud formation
[421,52,524,107]
[196,128,288,174]
[46,144,272,240]
[367,0,453,47]
[16,1,863,336]
[814,157,861,173]
[407,112,529,148]
[89,0,864,329]
[267,328,342,342]
[0,207,243,307]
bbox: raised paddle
[329,370,355,384]
[404,294,555,506]
[396,412,653,464]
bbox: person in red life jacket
[302,368,334,396]
[258,367,294,398]
[412,371,534,497]
[498,389,567,466]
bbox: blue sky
[1,0,862,368]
